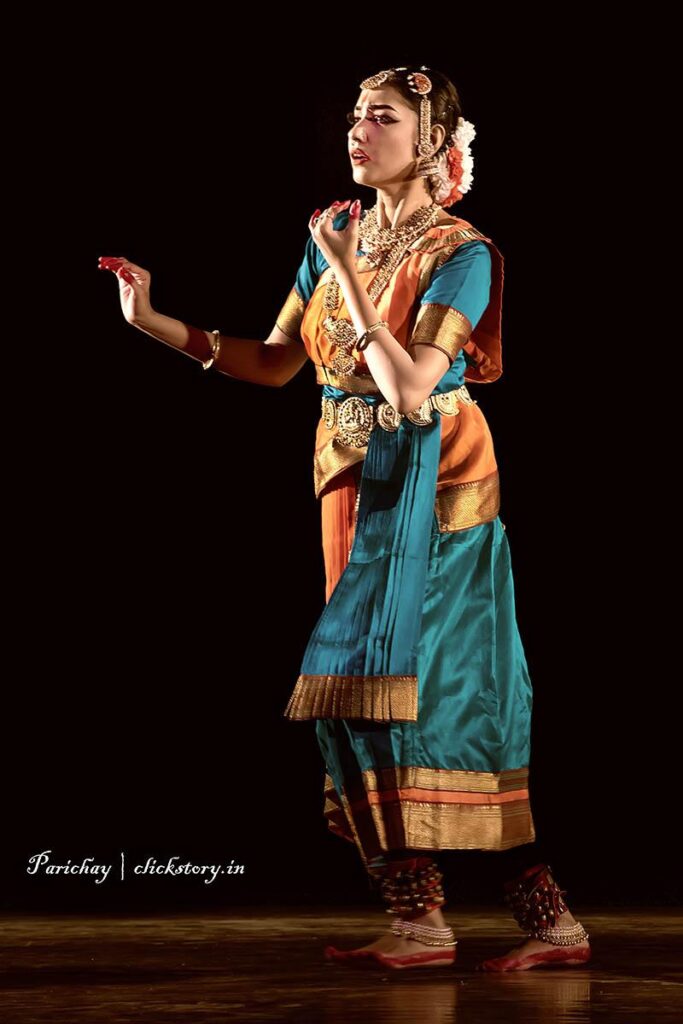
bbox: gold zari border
[314,364,380,393]
[323,767,536,854]
[435,471,500,532]
[408,225,487,254]
[275,287,305,342]
[283,674,418,721]
[314,435,366,499]
[408,303,473,363]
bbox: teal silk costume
[276,208,536,869]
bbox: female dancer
[98,65,590,972]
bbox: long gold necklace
[323,201,442,376]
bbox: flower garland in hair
[430,116,476,207]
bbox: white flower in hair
[454,117,476,195]
[430,116,476,205]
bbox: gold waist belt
[322,385,477,449]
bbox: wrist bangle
[356,319,389,352]
[202,329,221,370]
[182,324,221,366]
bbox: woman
[98,64,591,972]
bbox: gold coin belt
[322,384,476,449]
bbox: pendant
[324,314,361,377]
[331,350,356,376]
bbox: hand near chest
[309,200,361,272]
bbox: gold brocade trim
[283,674,418,722]
[323,768,536,853]
[435,471,500,531]
[408,225,487,254]
[314,363,381,393]
[275,287,306,342]
[413,230,490,309]
[409,303,473,363]
[314,433,366,499]
[364,764,531,793]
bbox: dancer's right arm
[98,254,308,388]
[132,312,309,388]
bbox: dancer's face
[347,87,421,187]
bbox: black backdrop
[6,18,675,913]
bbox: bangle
[182,324,221,365]
[356,319,389,352]
[202,329,222,370]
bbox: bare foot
[477,910,591,971]
[338,908,453,957]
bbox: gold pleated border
[283,674,418,722]
[435,471,501,532]
[323,766,536,856]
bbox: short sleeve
[275,233,328,343]
[408,240,492,363]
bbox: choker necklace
[358,201,442,264]
[323,201,442,377]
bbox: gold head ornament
[358,65,476,203]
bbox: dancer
[98,64,590,972]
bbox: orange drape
[320,464,360,603]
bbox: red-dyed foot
[324,944,374,962]
[325,930,457,969]
[324,930,401,963]
[324,944,457,969]
[369,946,457,970]
[476,939,591,972]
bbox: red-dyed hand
[97,255,154,325]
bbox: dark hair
[372,66,463,160]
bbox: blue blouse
[282,213,492,378]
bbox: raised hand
[98,255,154,325]
[309,199,361,272]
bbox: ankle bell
[378,855,447,916]
[502,862,589,946]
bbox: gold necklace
[323,201,442,376]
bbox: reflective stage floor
[1,906,681,1022]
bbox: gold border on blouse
[283,674,418,722]
[408,303,474,363]
[275,287,306,342]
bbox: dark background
[6,18,674,913]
